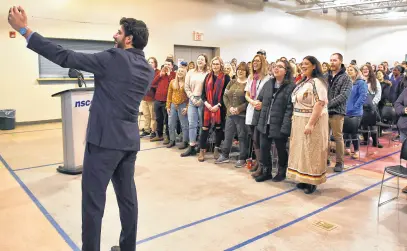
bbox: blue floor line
[13,145,167,172]
[0,128,61,135]
[224,175,395,251]
[136,150,400,245]
[14,162,63,172]
[0,154,80,251]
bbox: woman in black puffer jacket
[251,60,295,182]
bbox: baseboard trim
[16,119,62,126]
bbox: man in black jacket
[328,53,352,172]
[9,6,154,251]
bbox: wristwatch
[19,27,28,36]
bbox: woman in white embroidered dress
[287,56,329,194]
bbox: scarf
[250,73,260,99]
[203,72,226,127]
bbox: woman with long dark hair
[321,62,330,80]
[287,56,329,194]
[360,64,382,148]
[252,59,295,182]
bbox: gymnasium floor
[1,122,407,251]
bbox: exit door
[174,45,217,67]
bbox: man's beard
[114,39,125,49]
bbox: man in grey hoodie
[328,53,352,172]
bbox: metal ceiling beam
[351,2,407,12]
[287,0,396,13]
[353,8,407,15]
[337,0,407,12]
[366,12,407,19]
[295,0,335,5]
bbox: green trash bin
[0,109,16,130]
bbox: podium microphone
[68,68,87,88]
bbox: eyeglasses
[275,65,286,70]
[253,59,261,63]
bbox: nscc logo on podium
[74,100,92,108]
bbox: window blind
[39,38,113,78]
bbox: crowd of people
[139,50,407,195]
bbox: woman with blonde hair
[344,64,368,158]
[198,56,231,162]
[166,67,190,149]
[290,62,298,81]
[224,62,236,79]
[245,54,271,173]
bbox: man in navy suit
[8,6,154,251]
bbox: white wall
[0,0,347,122]
[346,18,407,66]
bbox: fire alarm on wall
[9,31,16,38]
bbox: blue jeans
[187,98,203,145]
[169,103,189,142]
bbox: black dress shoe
[304,184,317,194]
[296,183,307,189]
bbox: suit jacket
[27,33,155,151]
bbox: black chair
[377,105,397,145]
[359,109,379,156]
[343,116,362,159]
[378,138,407,207]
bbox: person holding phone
[8,6,154,251]
[151,59,176,144]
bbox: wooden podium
[52,88,94,175]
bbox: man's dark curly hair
[120,17,149,50]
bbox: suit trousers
[82,143,138,251]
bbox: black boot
[272,166,287,182]
[255,165,273,182]
[166,141,176,148]
[178,142,189,150]
[181,145,197,157]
